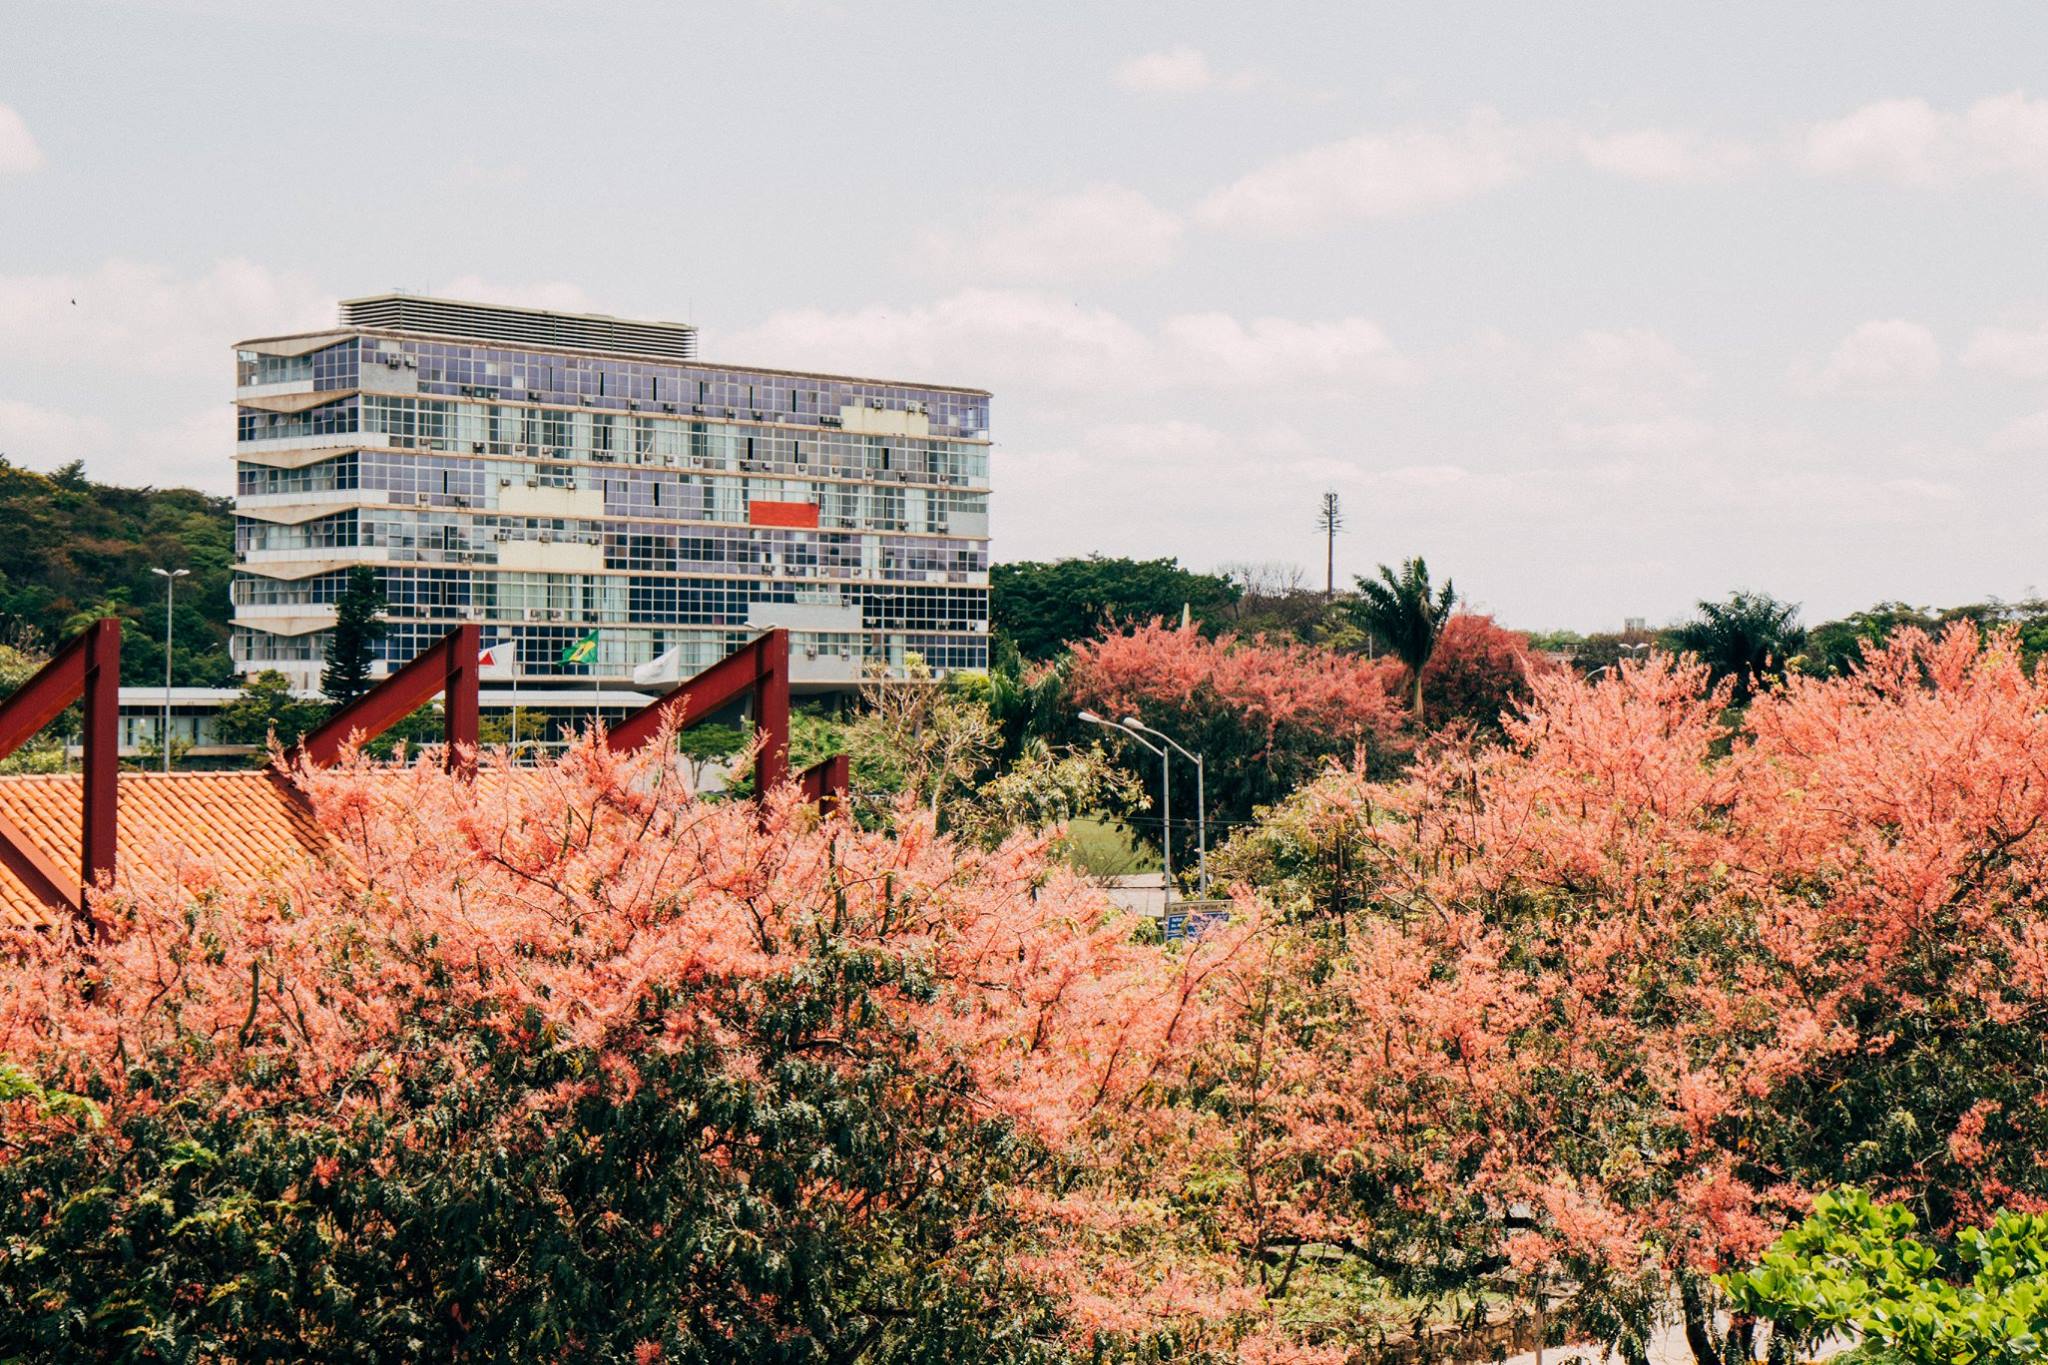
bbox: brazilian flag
[559,629,600,666]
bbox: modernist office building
[230,295,991,693]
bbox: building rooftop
[0,771,333,929]
[233,295,992,398]
[338,293,699,361]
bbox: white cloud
[0,258,331,375]
[1988,410,2048,453]
[1196,108,1542,235]
[1112,46,1259,96]
[1578,127,1755,183]
[0,104,40,174]
[724,289,1417,396]
[1552,328,1707,416]
[1559,415,1715,456]
[914,185,1183,282]
[1961,322,2048,378]
[0,398,224,491]
[0,399,113,465]
[1797,319,1943,393]
[1801,92,2048,187]
[1158,312,1417,387]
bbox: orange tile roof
[0,771,333,929]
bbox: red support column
[80,617,120,889]
[299,624,481,777]
[753,628,790,794]
[796,753,850,818]
[0,616,121,927]
[441,623,479,780]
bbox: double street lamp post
[151,567,190,773]
[1079,711,1209,900]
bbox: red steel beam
[0,617,121,926]
[795,753,851,818]
[299,624,480,777]
[607,629,792,792]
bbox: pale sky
[4,1,2048,630]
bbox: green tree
[991,555,1239,661]
[1723,1189,2048,1364]
[1349,556,1456,714]
[213,670,326,753]
[1670,590,1804,704]
[320,567,388,707]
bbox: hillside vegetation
[0,458,235,686]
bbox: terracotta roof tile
[0,771,333,929]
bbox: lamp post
[1121,716,1207,895]
[1080,709,1172,902]
[150,567,190,773]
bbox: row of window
[235,567,986,633]
[238,397,992,488]
[233,623,988,676]
[235,511,989,581]
[375,336,991,440]
[237,454,988,536]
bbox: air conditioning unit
[628,401,639,411]
[511,443,529,454]
[868,398,883,409]
[524,478,539,488]
[691,403,705,414]
[526,391,540,401]
[471,442,485,453]
[538,532,553,543]
[524,608,541,621]
[661,402,675,413]
[723,408,736,419]
[403,358,417,369]
[499,477,513,487]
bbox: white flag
[478,639,519,679]
[633,645,683,687]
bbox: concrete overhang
[237,388,358,415]
[236,332,354,358]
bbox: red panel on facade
[748,499,820,529]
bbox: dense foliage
[992,556,1238,662]
[1416,612,1547,730]
[1668,590,1805,702]
[0,738,1262,1362]
[1062,620,1407,833]
[1199,624,2048,1360]
[0,457,235,687]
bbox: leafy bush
[1723,1188,2048,1364]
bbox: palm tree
[1352,557,1456,715]
[1669,590,1804,704]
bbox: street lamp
[1120,716,1207,895]
[1079,709,1173,901]
[150,567,190,773]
